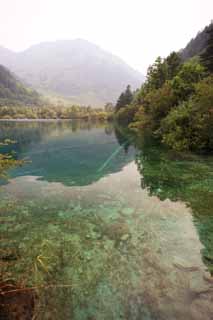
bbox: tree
[112,24,213,153]
[170,58,205,101]
[146,57,168,91]
[201,23,213,73]
[166,52,182,80]
[124,85,134,105]
[115,85,133,111]
[143,82,177,131]
[161,76,213,152]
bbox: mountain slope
[0,40,144,107]
[0,64,41,106]
[181,21,213,61]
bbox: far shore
[0,118,102,122]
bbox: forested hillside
[114,22,213,153]
[0,65,41,106]
[181,21,213,60]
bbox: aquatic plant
[0,139,24,179]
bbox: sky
[0,0,212,74]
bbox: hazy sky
[0,0,212,73]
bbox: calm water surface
[0,121,213,319]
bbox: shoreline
[0,118,105,122]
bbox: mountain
[0,64,41,106]
[0,39,144,107]
[181,21,213,61]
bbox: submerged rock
[103,221,130,242]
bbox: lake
[0,120,213,319]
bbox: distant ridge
[180,21,213,61]
[0,39,144,107]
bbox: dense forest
[0,105,109,120]
[0,65,42,106]
[114,22,213,153]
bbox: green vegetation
[201,23,213,73]
[115,85,134,112]
[0,64,111,120]
[114,22,213,153]
[0,140,23,178]
[0,105,108,120]
[0,65,41,106]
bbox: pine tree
[124,85,133,105]
[115,85,133,112]
[201,23,213,73]
[166,52,182,79]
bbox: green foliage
[165,52,182,79]
[161,76,213,152]
[201,24,213,73]
[114,26,213,153]
[170,59,205,101]
[160,101,196,151]
[0,65,41,106]
[145,56,168,91]
[114,105,138,126]
[0,105,109,120]
[0,140,24,178]
[140,52,181,96]
[115,85,133,112]
[140,82,178,130]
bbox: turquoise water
[0,121,213,319]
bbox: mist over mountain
[0,39,144,107]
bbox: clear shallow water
[0,121,213,319]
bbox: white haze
[0,0,212,73]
